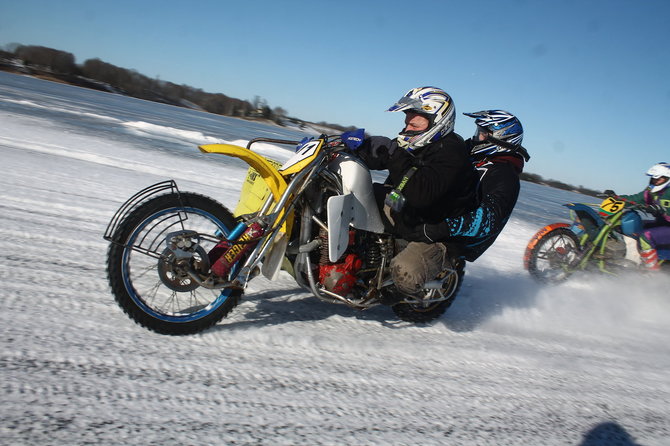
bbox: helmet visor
[388,96,424,113]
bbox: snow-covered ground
[1,71,668,445]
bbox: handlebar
[246,134,346,152]
[246,137,302,150]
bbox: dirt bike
[104,133,464,335]
[524,196,669,283]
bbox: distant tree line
[520,172,599,197]
[0,44,356,131]
[0,43,597,195]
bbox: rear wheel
[527,227,580,283]
[391,259,465,323]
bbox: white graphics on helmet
[464,110,525,159]
[387,86,455,152]
[646,162,670,193]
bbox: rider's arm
[616,191,646,204]
[357,136,396,170]
[625,189,670,221]
[401,161,521,245]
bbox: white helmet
[646,162,670,193]
[387,86,455,152]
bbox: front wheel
[106,192,241,335]
[526,227,580,283]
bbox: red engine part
[318,254,363,295]
[209,222,264,277]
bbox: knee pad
[391,263,423,296]
[390,242,446,296]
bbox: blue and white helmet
[464,110,527,160]
[646,162,670,193]
[387,86,455,152]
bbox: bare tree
[15,45,77,74]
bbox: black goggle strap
[485,136,530,162]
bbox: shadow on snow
[211,265,547,333]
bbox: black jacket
[358,133,478,227]
[452,155,523,260]
[402,152,524,261]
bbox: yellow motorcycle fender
[198,143,293,234]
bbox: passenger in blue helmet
[357,87,479,300]
[399,110,530,262]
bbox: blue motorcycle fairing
[563,203,605,225]
[564,203,603,238]
[620,211,643,237]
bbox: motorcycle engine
[319,253,362,295]
[316,228,363,296]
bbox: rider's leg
[391,241,448,297]
[639,245,660,270]
[639,225,670,270]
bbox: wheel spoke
[122,206,232,318]
[108,192,242,334]
[529,228,579,283]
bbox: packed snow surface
[1,72,668,445]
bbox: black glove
[597,189,617,198]
[646,203,665,217]
[358,136,397,169]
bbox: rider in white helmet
[387,86,456,151]
[357,86,478,300]
[613,162,670,270]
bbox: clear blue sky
[1,0,669,193]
